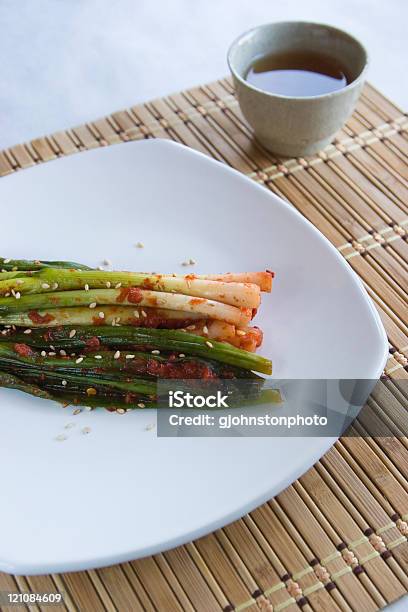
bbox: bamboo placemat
[0,79,407,612]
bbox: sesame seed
[82,427,91,435]
[205,341,213,348]
[64,423,75,429]
[186,324,196,330]
[41,350,46,357]
[126,354,135,359]
[141,310,147,317]
[179,354,186,358]
[116,408,126,414]
[73,408,82,415]
[69,329,77,338]
[84,284,89,291]
[48,352,56,356]
[94,355,102,359]
[62,380,67,386]
[70,353,76,357]
[136,242,144,248]
[3,258,10,264]
[106,281,111,288]
[50,345,55,351]
[151,350,160,355]
[138,402,145,408]
[85,406,94,411]
[14,292,21,299]
[236,330,246,336]
[203,325,209,335]
[89,302,97,309]
[133,310,140,318]
[114,350,121,359]
[1,330,7,335]
[11,289,15,297]
[4,292,10,297]
[23,329,32,335]
[60,350,67,356]
[98,311,105,319]
[115,282,122,289]
[76,357,84,364]
[41,283,50,289]
[55,434,67,442]
[52,282,59,290]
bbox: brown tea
[245,50,350,97]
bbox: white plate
[0,139,387,574]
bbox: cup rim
[227,20,369,101]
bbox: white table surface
[0,1,406,607]
[0,0,406,151]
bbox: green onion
[1,326,272,375]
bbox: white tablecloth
[0,0,406,151]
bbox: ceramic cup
[227,21,368,157]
